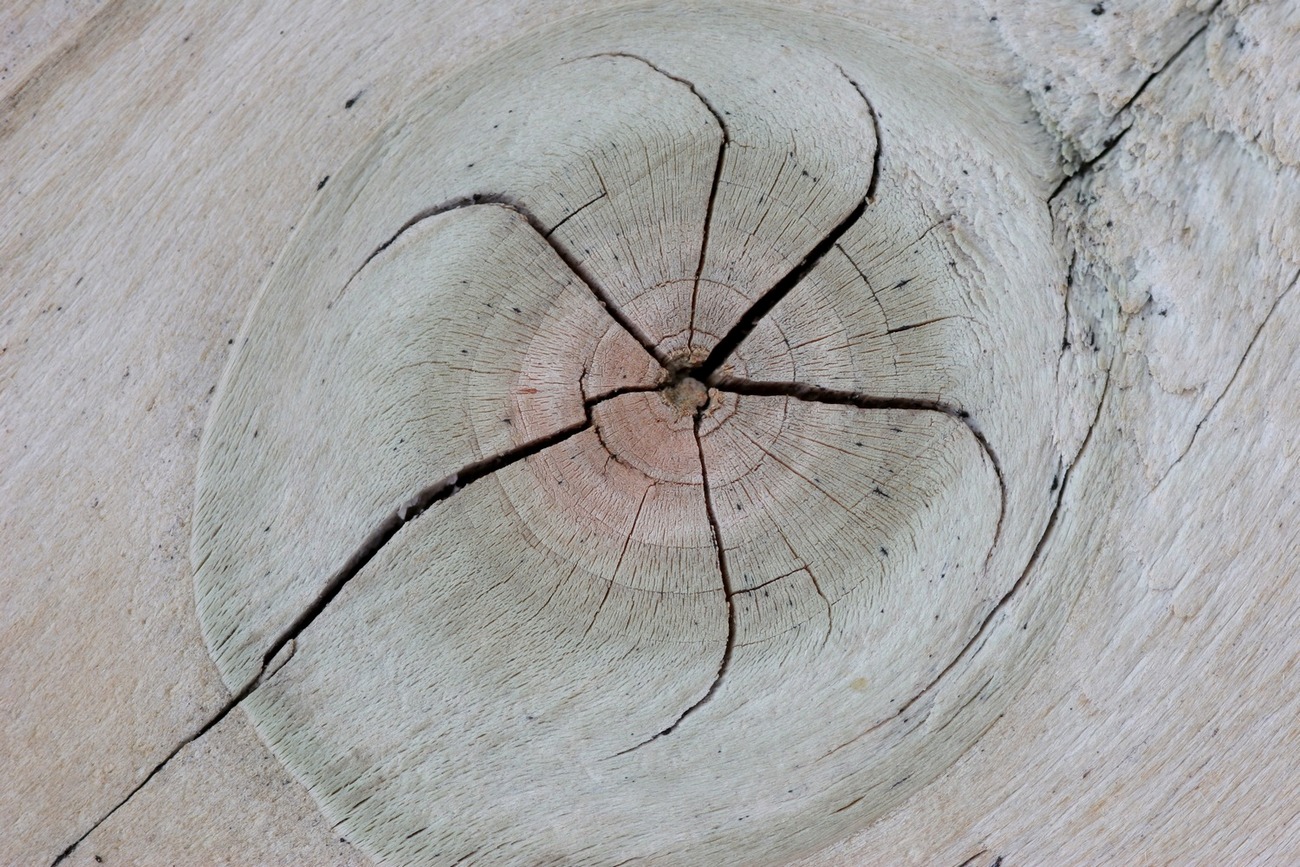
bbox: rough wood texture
[3,1,1297,865]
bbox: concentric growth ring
[193,5,1093,865]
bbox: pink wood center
[515,296,799,545]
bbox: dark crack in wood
[51,384,648,865]
[338,193,667,366]
[49,671,266,865]
[709,375,1007,550]
[817,371,1110,762]
[1160,268,1299,484]
[692,198,868,377]
[891,370,1107,711]
[588,52,732,349]
[612,402,737,755]
[836,65,883,202]
[1049,0,1223,202]
[543,190,608,238]
[253,414,599,682]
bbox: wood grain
[3,1,1296,865]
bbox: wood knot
[663,373,710,416]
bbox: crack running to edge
[613,403,738,755]
[1048,0,1222,203]
[836,66,882,203]
[49,384,651,866]
[61,57,959,852]
[687,61,886,379]
[258,385,663,677]
[588,52,733,351]
[711,375,1007,550]
[821,370,1111,763]
[50,677,259,865]
[335,192,667,367]
[894,371,1110,716]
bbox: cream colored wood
[194,202,656,690]
[183,7,1084,863]
[59,710,371,867]
[3,1,1296,866]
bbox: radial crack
[673,62,880,371]
[1113,0,1222,122]
[694,198,868,377]
[613,405,736,754]
[337,193,666,366]
[544,190,607,238]
[885,315,969,336]
[894,372,1110,717]
[773,523,832,647]
[49,677,260,865]
[1047,126,1131,203]
[252,416,597,681]
[820,372,1110,762]
[586,485,653,636]
[710,375,1007,548]
[54,386,650,865]
[588,52,732,348]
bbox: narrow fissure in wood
[613,403,738,755]
[1160,267,1300,482]
[884,315,963,336]
[893,371,1110,717]
[835,65,883,202]
[542,191,607,238]
[820,372,1111,763]
[692,198,868,378]
[125,49,1039,857]
[339,192,666,366]
[53,387,646,865]
[1048,0,1222,202]
[709,374,1007,549]
[680,65,880,377]
[772,522,833,647]
[587,52,733,350]
[256,378,671,674]
[49,676,262,865]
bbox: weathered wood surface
[2,1,1297,864]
